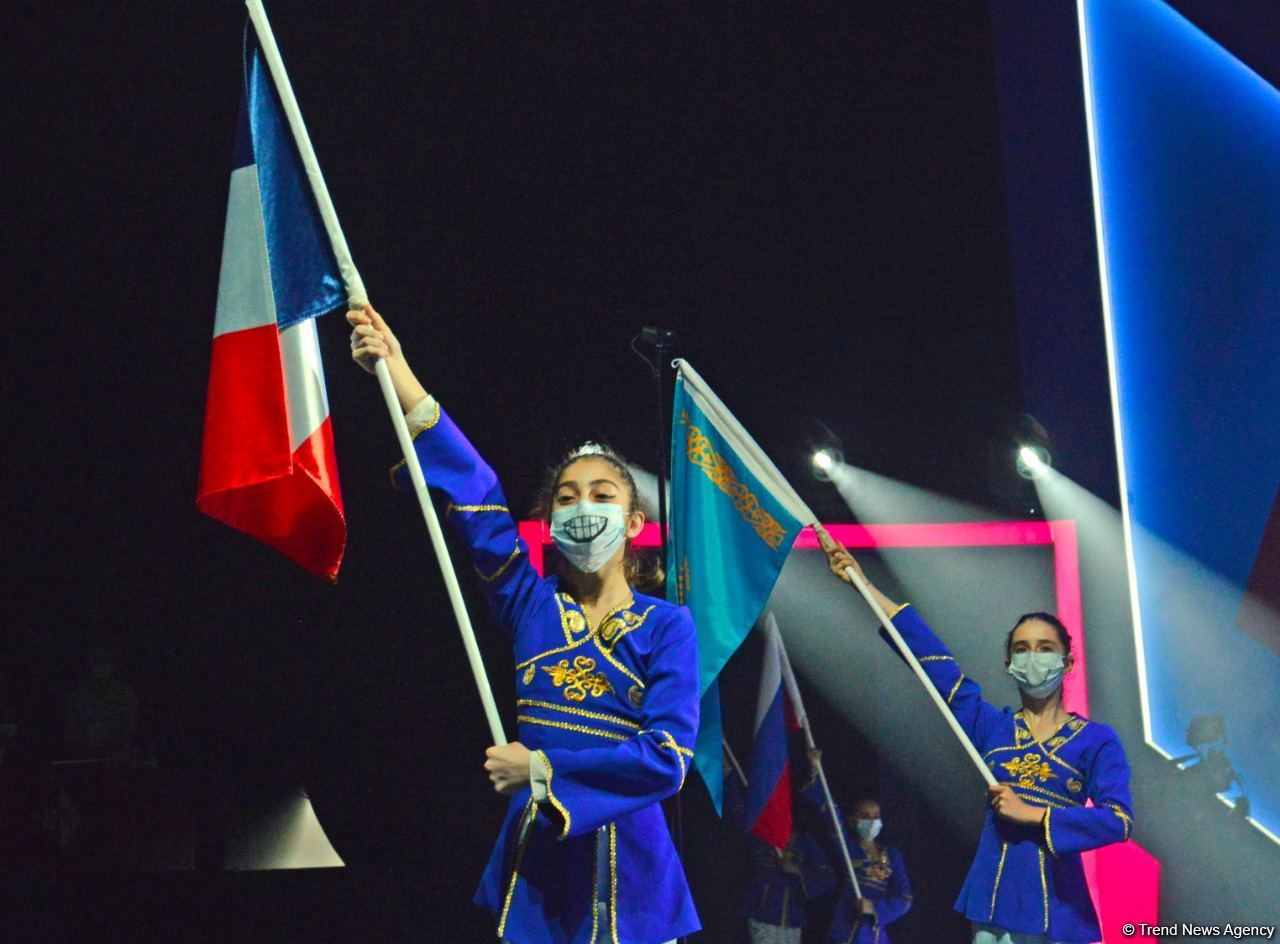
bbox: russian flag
[197,28,346,581]
[744,618,800,849]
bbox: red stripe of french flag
[197,162,345,581]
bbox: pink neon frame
[518,517,1158,941]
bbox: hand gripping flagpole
[811,525,995,788]
[245,0,506,746]
[768,614,862,899]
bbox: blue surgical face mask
[550,501,629,573]
[856,818,882,841]
[1007,651,1065,698]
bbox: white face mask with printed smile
[550,500,628,573]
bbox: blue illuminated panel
[1081,0,1280,838]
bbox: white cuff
[529,750,549,803]
[405,394,439,425]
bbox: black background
[6,2,1277,941]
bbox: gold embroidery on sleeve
[476,545,521,583]
[539,750,572,840]
[446,503,509,517]
[644,727,691,786]
[1106,803,1133,839]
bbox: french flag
[197,29,346,582]
[745,617,800,849]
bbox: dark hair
[1005,612,1071,659]
[532,443,665,594]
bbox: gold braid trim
[946,674,965,705]
[387,401,443,484]
[590,828,600,944]
[537,749,572,840]
[1039,846,1050,931]
[410,399,441,435]
[516,635,594,671]
[609,824,620,944]
[592,635,645,689]
[519,716,628,743]
[887,601,911,619]
[516,700,641,729]
[476,544,521,583]
[446,503,509,517]
[1044,807,1058,858]
[643,728,691,786]
[917,654,955,663]
[496,798,536,939]
[988,841,1007,921]
[1106,803,1133,839]
[1013,782,1081,808]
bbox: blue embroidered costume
[885,605,1133,943]
[802,782,912,944]
[391,398,701,944]
[745,832,834,932]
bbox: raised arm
[821,539,1006,751]
[348,305,546,634]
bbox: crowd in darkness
[0,645,190,873]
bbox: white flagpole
[722,737,748,788]
[811,526,996,787]
[244,0,506,746]
[767,614,862,899]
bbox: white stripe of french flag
[197,159,345,581]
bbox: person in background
[64,645,137,763]
[744,819,835,944]
[802,754,912,944]
[822,541,1133,944]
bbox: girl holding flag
[821,543,1133,944]
[349,305,700,944]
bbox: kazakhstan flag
[668,360,814,811]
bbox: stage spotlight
[811,446,842,482]
[804,421,844,482]
[1016,444,1051,479]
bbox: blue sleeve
[797,833,836,900]
[1043,729,1134,857]
[873,847,913,925]
[389,401,547,637]
[881,605,1007,751]
[534,607,700,838]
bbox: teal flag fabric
[668,360,812,811]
